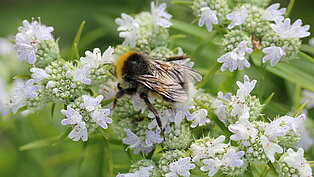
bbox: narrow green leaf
[51,103,56,120]
[172,19,210,39]
[13,75,31,79]
[171,1,193,5]
[267,162,277,175]
[261,92,275,112]
[299,52,314,63]
[193,31,217,58]
[300,44,314,56]
[19,136,59,151]
[68,21,86,60]
[101,97,115,106]
[80,27,107,49]
[292,100,308,117]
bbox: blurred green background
[0,0,313,177]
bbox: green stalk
[285,0,295,17]
[267,162,277,174]
[104,137,114,177]
[299,52,314,63]
[196,62,221,89]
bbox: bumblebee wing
[153,60,202,84]
[137,73,188,102]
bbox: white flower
[14,19,54,64]
[0,38,15,55]
[73,64,91,85]
[151,2,172,28]
[9,79,41,113]
[236,75,257,101]
[145,130,163,146]
[91,109,112,129]
[187,109,208,128]
[217,41,253,72]
[229,119,258,141]
[68,121,88,141]
[61,106,82,125]
[260,135,283,163]
[198,6,218,32]
[301,90,314,109]
[122,129,152,154]
[115,13,140,48]
[309,38,314,46]
[278,114,306,131]
[30,67,48,82]
[284,148,312,177]
[229,96,249,118]
[190,144,208,161]
[117,166,153,177]
[80,47,115,68]
[262,46,285,66]
[80,95,103,112]
[205,135,229,155]
[262,3,286,21]
[200,157,222,177]
[270,18,310,39]
[264,119,290,139]
[165,157,196,177]
[226,6,247,29]
[211,92,231,123]
[0,79,9,117]
[222,149,245,167]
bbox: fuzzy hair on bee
[112,51,202,132]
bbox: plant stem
[267,162,277,174]
[104,137,114,177]
[196,62,221,89]
[285,0,295,17]
[299,52,314,63]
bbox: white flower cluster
[193,1,310,71]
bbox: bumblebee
[112,52,202,131]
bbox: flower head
[236,75,257,101]
[218,41,253,72]
[200,157,222,177]
[122,129,152,154]
[151,2,172,28]
[68,122,88,141]
[284,148,312,177]
[165,157,196,177]
[262,3,286,21]
[260,135,283,162]
[14,19,54,64]
[80,47,114,68]
[61,106,82,125]
[115,13,140,48]
[226,6,247,29]
[262,46,285,66]
[198,6,218,32]
[270,18,310,39]
[187,109,208,128]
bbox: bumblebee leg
[165,55,190,62]
[112,90,125,109]
[140,93,164,135]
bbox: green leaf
[172,19,210,39]
[196,62,221,89]
[171,1,193,5]
[285,0,295,17]
[51,103,56,120]
[68,21,86,61]
[261,92,275,112]
[292,100,308,117]
[299,51,314,63]
[19,136,59,151]
[300,44,314,56]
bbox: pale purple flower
[80,47,115,68]
[229,119,258,141]
[30,67,48,82]
[165,157,196,177]
[226,6,247,29]
[260,135,283,162]
[61,106,82,125]
[116,166,153,177]
[217,41,253,72]
[198,6,218,32]
[187,109,208,128]
[0,38,15,55]
[122,129,152,154]
[9,79,40,113]
[91,109,112,129]
[131,94,147,113]
[265,119,290,139]
[148,109,173,132]
[262,3,286,21]
[151,2,172,28]
[236,75,257,101]
[115,13,140,48]
[200,157,222,177]
[145,130,163,146]
[221,149,245,167]
[14,19,54,64]
[229,96,249,118]
[278,114,306,131]
[270,18,310,39]
[284,148,312,177]
[262,46,285,66]
[80,95,103,112]
[190,144,208,161]
[73,64,91,85]
[68,121,88,141]
[211,92,231,123]
[301,90,314,109]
